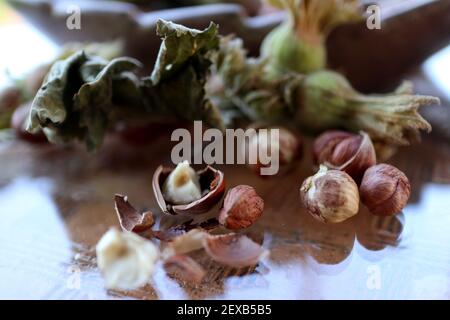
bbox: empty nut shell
[203,233,268,268]
[359,164,411,216]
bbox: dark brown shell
[114,194,154,233]
[152,165,225,215]
[359,164,411,216]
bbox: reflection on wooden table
[0,130,449,299]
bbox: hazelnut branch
[297,70,440,146]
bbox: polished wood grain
[0,124,449,299]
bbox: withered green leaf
[28,20,223,150]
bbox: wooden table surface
[0,128,449,300]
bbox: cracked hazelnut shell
[203,233,268,268]
[153,164,225,215]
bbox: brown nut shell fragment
[218,185,264,230]
[359,164,411,216]
[114,194,154,233]
[164,229,208,257]
[153,165,225,215]
[163,254,206,284]
[203,233,268,268]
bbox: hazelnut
[96,228,159,290]
[218,185,264,230]
[313,130,376,183]
[153,163,225,215]
[245,125,302,176]
[359,164,411,216]
[162,160,202,205]
[300,165,359,223]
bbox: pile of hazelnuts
[300,130,411,223]
[244,126,410,223]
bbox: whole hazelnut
[313,130,376,183]
[218,185,264,230]
[359,164,411,216]
[245,126,302,176]
[300,165,360,223]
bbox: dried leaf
[28,20,224,150]
[150,19,219,84]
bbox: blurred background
[0,0,56,87]
[1,0,449,138]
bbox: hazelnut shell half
[203,233,268,268]
[153,165,225,215]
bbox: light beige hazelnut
[96,228,159,290]
[300,165,359,223]
[162,160,202,205]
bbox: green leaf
[209,36,300,124]
[27,20,224,149]
[74,57,142,150]
[150,19,219,84]
[28,51,88,143]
